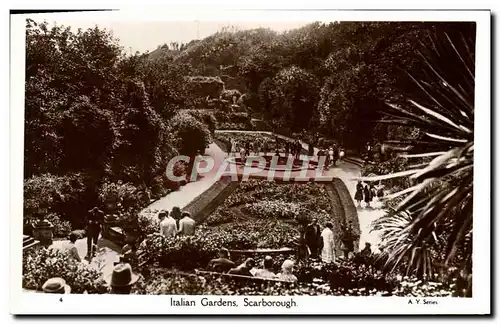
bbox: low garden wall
[332,178,361,246]
[182,176,239,223]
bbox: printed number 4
[59,297,63,302]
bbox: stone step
[22,235,40,250]
[23,236,35,247]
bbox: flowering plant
[23,248,108,294]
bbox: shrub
[71,229,87,240]
[118,211,160,244]
[23,248,108,294]
[227,112,250,124]
[23,172,97,229]
[46,213,72,238]
[98,181,140,212]
[185,110,218,134]
[169,111,212,156]
[220,89,242,102]
[185,76,225,98]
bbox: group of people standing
[317,145,345,168]
[208,249,298,282]
[354,181,384,208]
[301,218,359,264]
[230,136,303,160]
[158,206,196,238]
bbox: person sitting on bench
[208,248,235,273]
[278,259,298,283]
[228,258,255,277]
[254,255,277,279]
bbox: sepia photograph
[9,8,491,315]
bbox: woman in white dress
[230,139,236,155]
[321,222,336,263]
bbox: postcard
[10,8,491,315]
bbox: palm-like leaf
[365,28,475,278]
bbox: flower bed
[137,180,338,272]
[205,180,332,226]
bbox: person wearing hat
[228,258,255,277]
[178,211,196,236]
[42,277,71,294]
[86,207,104,259]
[106,263,139,294]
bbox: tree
[258,66,319,132]
[369,26,475,285]
[169,112,211,157]
[58,96,115,173]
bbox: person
[370,183,377,200]
[324,149,330,168]
[321,222,336,264]
[106,262,139,294]
[332,145,339,166]
[342,221,356,259]
[240,146,246,161]
[42,278,71,294]
[228,258,255,276]
[86,207,104,259]
[278,260,298,282]
[262,140,269,157]
[295,141,301,159]
[297,234,311,260]
[171,206,182,226]
[328,147,334,166]
[308,143,314,157]
[245,142,251,156]
[121,242,138,268]
[364,184,372,208]
[178,211,196,236]
[339,147,345,161]
[160,210,177,238]
[360,242,372,258]
[64,232,81,262]
[208,248,235,273]
[254,255,277,279]
[305,218,321,258]
[354,181,364,207]
[376,181,385,199]
[285,142,290,157]
[158,211,166,233]
[230,139,236,155]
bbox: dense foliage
[24,20,213,233]
[23,248,109,294]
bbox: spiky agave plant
[364,27,475,280]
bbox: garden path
[50,236,122,278]
[139,142,227,215]
[322,163,385,253]
[48,133,385,280]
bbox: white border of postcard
[10,9,491,315]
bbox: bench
[228,247,295,255]
[195,270,294,284]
